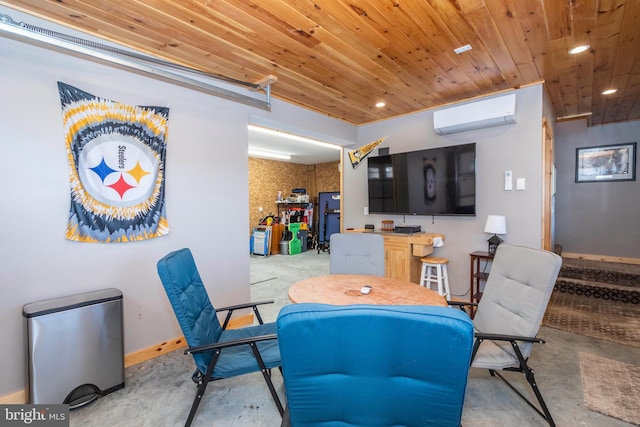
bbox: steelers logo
[78,133,158,206]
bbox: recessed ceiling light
[375,102,386,108]
[569,45,589,54]
[602,88,618,95]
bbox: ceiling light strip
[556,112,592,121]
[248,149,291,160]
[0,13,273,111]
[248,125,342,150]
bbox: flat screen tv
[367,143,476,216]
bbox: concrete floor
[69,250,640,426]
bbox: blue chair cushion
[212,323,281,378]
[157,248,280,378]
[277,303,474,427]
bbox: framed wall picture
[575,142,636,183]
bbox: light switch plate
[516,178,526,190]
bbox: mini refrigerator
[23,288,124,408]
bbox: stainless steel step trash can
[23,288,124,408]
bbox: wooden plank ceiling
[2,0,639,126]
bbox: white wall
[344,85,546,298]
[0,6,355,396]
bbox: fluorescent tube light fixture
[248,124,342,150]
[248,148,291,160]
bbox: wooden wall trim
[563,252,640,266]
[124,312,253,367]
[0,313,254,404]
[0,390,26,404]
[124,336,187,368]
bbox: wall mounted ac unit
[433,93,516,135]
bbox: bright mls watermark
[1,405,68,426]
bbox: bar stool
[419,256,451,299]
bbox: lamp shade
[484,215,507,235]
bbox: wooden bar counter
[347,230,445,284]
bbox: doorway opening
[248,124,345,257]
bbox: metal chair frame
[450,289,556,425]
[157,249,284,427]
[473,331,555,426]
[183,305,284,426]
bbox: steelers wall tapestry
[58,82,170,243]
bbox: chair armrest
[474,332,545,344]
[215,300,274,312]
[471,332,546,369]
[447,300,478,308]
[215,300,275,328]
[185,333,278,355]
[447,300,477,315]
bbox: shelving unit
[275,201,310,224]
[273,201,313,254]
[469,251,494,316]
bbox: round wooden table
[288,274,448,306]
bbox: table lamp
[484,215,506,255]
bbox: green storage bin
[288,223,302,255]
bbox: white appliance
[433,93,516,135]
